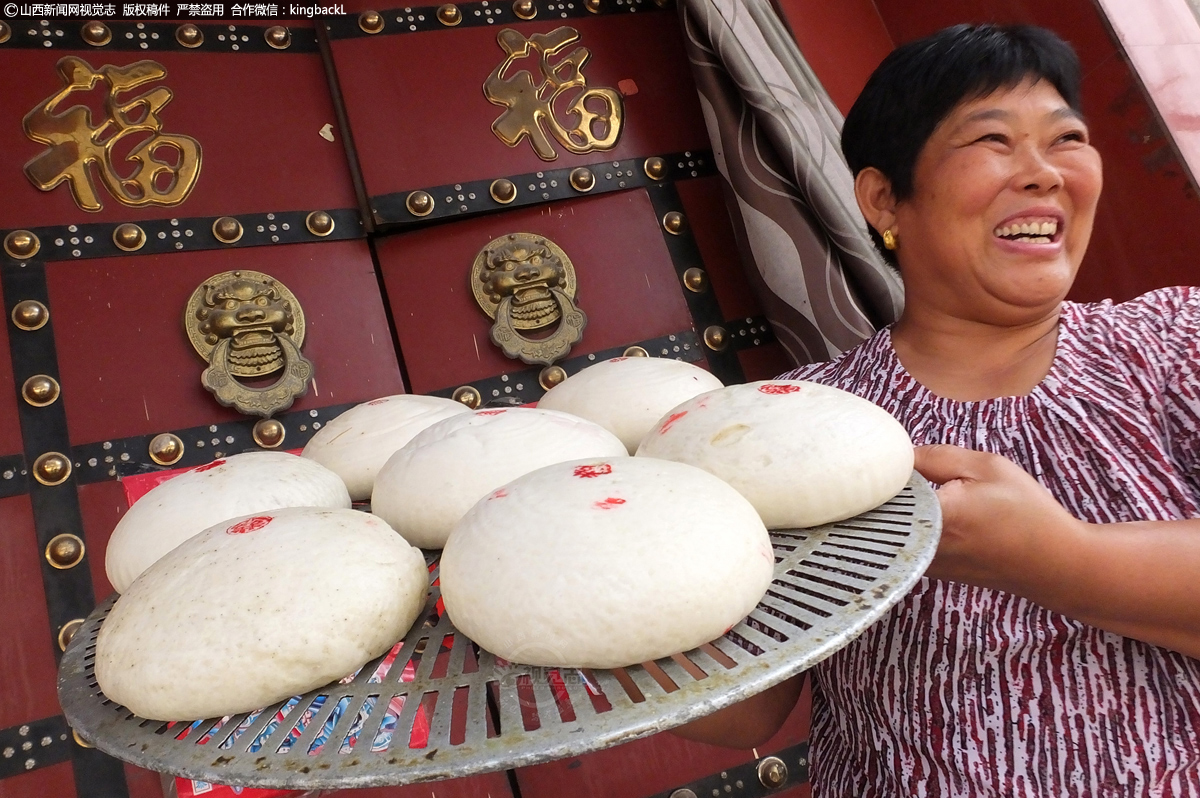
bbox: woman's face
[892,78,1102,322]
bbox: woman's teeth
[994,220,1058,243]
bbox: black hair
[841,24,1083,263]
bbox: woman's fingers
[912,443,994,485]
[911,443,1085,592]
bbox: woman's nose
[1015,144,1063,194]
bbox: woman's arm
[916,444,1200,659]
[669,673,806,749]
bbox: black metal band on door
[646,181,747,386]
[0,716,73,780]
[0,206,363,264]
[649,742,810,798]
[2,260,130,798]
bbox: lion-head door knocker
[185,271,314,417]
[471,233,587,365]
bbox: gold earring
[882,228,897,250]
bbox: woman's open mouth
[992,217,1061,245]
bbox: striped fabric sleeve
[1158,286,1200,490]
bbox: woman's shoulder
[775,328,899,391]
[1059,286,1199,389]
[1064,286,1200,340]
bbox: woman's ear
[854,167,898,236]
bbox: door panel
[0,34,358,230]
[328,7,710,210]
[378,190,697,394]
[0,496,60,730]
[46,240,402,446]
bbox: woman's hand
[913,444,1087,594]
[913,443,1200,659]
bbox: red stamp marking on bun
[367,398,390,406]
[476,409,507,416]
[194,459,227,473]
[573,463,612,478]
[593,497,626,510]
[226,516,273,535]
[488,488,508,500]
[757,384,802,395]
[658,410,688,434]
[607,357,629,363]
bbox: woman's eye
[1056,130,1087,144]
[975,133,1007,144]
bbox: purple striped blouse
[779,287,1200,797]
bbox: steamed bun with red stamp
[537,356,724,453]
[95,507,428,721]
[301,394,470,500]
[105,451,351,594]
[637,380,913,528]
[372,407,628,549]
[439,457,773,668]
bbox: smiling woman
[672,23,1200,798]
[868,77,1104,399]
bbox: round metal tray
[59,473,939,790]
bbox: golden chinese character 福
[484,27,623,161]
[23,56,202,212]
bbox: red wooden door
[0,5,804,798]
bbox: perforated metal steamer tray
[59,473,939,790]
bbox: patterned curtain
[679,0,905,366]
